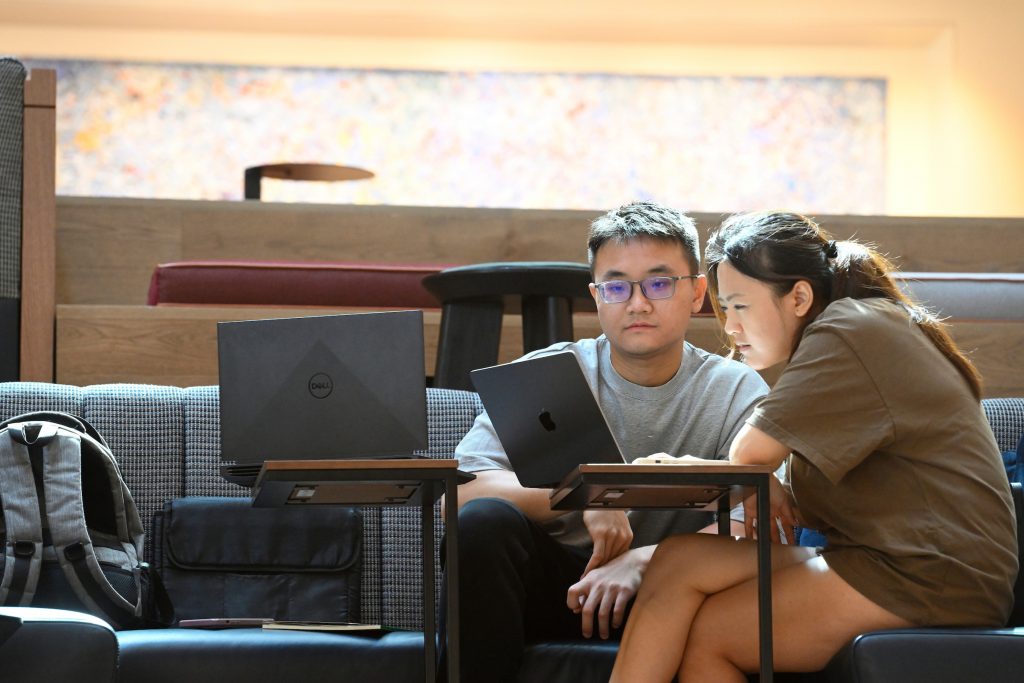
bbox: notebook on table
[469,351,626,488]
[217,310,428,487]
[177,618,387,635]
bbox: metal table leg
[444,473,461,683]
[717,494,731,535]
[422,482,436,683]
[756,474,774,682]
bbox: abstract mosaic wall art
[27,59,886,213]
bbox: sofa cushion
[0,57,26,304]
[81,384,187,559]
[823,627,1024,683]
[985,398,1024,452]
[0,382,186,559]
[1,607,118,683]
[147,260,449,308]
[116,628,425,683]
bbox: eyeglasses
[592,275,699,304]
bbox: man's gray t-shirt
[455,336,769,548]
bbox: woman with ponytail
[610,211,1017,682]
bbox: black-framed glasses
[592,275,700,304]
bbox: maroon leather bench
[147,260,450,308]
[147,259,725,313]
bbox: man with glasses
[446,201,768,683]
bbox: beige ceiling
[0,0,947,46]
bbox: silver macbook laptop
[217,310,427,469]
[469,351,625,488]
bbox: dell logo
[308,373,333,399]
[538,410,557,432]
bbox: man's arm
[447,405,570,522]
[449,383,632,567]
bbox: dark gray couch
[1,382,1022,682]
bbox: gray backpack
[0,411,168,628]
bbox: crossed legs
[609,534,913,682]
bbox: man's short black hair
[587,201,700,275]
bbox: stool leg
[244,167,263,200]
[521,296,573,352]
[433,299,504,390]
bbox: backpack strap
[0,424,47,606]
[37,425,142,627]
[0,411,110,450]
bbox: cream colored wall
[2,0,1022,218]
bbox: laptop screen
[470,351,625,487]
[217,310,427,464]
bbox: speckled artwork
[26,59,886,213]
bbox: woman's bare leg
[609,534,815,683]
[679,554,912,681]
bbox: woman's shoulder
[810,297,908,338]
[820,296,904,319]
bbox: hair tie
[823,240,838,259]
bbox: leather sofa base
[825,627,1024,683]
[116,629,426,683]
[103,624,1024,683]
[519,640,830,682]
[0,607,118,683]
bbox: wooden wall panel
[55,305,737,388]
[948,321,1024,399]
[20,69,56,381]
[54,304,598,386]
[56,304,1021,397]
[55,199,184,305]
[56,196,1024,307]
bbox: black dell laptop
[217,310,427,486]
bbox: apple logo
[538,410,557,432]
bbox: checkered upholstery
[381,388,483,629]
[0,381,483,629]
[983,398,1024,452]
[182,386,241,498]
[0,57,25,300]
[81,385,186,559]
[0,380,82,417]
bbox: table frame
[550,463,776,682]
[252,459,474,683]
